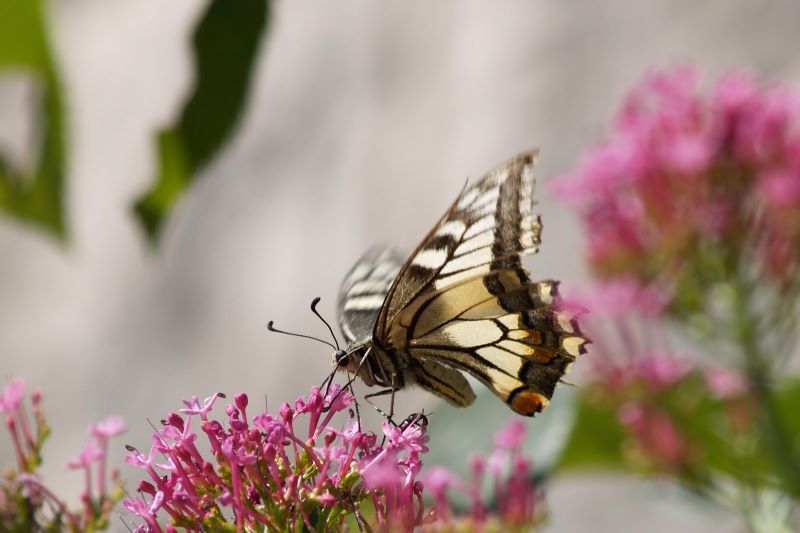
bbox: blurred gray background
[2,0,799,530]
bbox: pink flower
[66,440,103,470]
[0,378,26,414]
[556,65,800,288]
[381,419,430,454]
[422,420,541,528]
[618,402,646,433]
[565,278,669,318]
[758,169,800,209]
[713,70,758,117]
[705,366,749,400]
[660,133,712,174]
[423,466,457,522]
[123,492,164,532]
[634,353,693,388]
[619,404,688,470]
[90,415,127,441]
[647,411,688,466]
[494,418,526,451]
[125,385,433,531]
[180,392,223,419]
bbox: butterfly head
[333,349,348,367]
[332,342,388,387]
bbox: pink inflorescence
[1,379,126,532]
[423,419,542,531]
[122,385,431,532]
[553,65,800,285]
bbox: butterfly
[335,150,588,416]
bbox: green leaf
[0,0,67,239]
[134,0,270,243]
[556,392,627,471]
[557,376,800,494]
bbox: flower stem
[733,280,800,498]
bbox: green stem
[732,280,800,498]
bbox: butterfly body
[337,151,588,416]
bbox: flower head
[0,379,26,415]
[554,65,800,288]
[124,385,432,532]
[90,415,127,441]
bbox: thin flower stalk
[0,379,125,532]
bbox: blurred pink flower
[619,403,688,470]
[421,419,541,529]
[758,169,800,209]
[554,65,800,286]
[66,440,104,470]
[0,379,26,414]
[634,352,694,389]
[90,415,127,441]
[494,418,526,450]
[2,382,126,531]
[618,403,646,433]
[563,277,670,318]
[704,366,749,400]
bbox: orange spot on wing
[510,390,549,416]
[531,348,556,363]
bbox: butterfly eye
[334,350,347,365]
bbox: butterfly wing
[377,150,588,416]
[338,246,477,406]
[375,150,542,337]
[399,274,586,415]
[338,246,405,346]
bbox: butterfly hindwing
[399,273,586,414]
[407,358,476,408]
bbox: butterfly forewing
[375,151,542,339]
[339,247,404,346]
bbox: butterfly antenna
[310,297,341,351]
[266,321,337,351]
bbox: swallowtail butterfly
[336,150,588,416]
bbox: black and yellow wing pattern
[338,150,588,416]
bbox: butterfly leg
[389,372,397,422]
[363,387,395,420]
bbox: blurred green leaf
[556,391,627,471]
[0,0,66,239]
[558,377,800,494]
[774,378,800,466]
[134,0,270,243]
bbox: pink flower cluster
[554,65,800,284]
[564,278,693,391]
[2,378,546,532]
[424,419,542,530]
[617,403,689,471]
[0,379,39,472]
[0,379,126,531]
[123,384,547,532]
[123,385,431,532]
[565,280,751,475]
